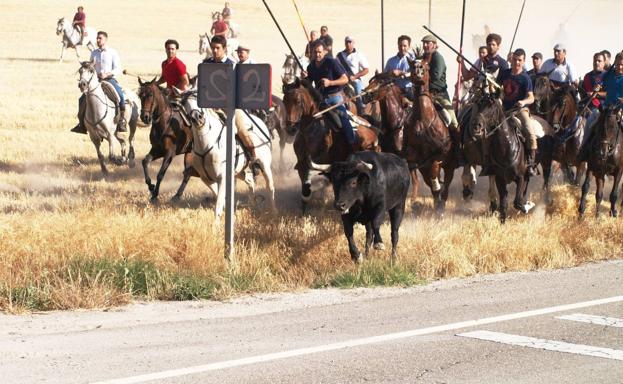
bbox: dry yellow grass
[2,1,623,312]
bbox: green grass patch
[325,259,424,288]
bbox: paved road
[1,261,622,384]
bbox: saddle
[101,81,128,124]
[432,100,452,128]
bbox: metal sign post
[197,63,272,261]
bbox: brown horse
[472,94,533,223]
[579,105,623,218]
[403,57,456,214]
[137,78,195,203]
[282,77,378,212]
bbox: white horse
[177,89,275,219]
[282,53,309,84]
[56,17,96,63]
[198,33,211,55]
[77,61,139,177]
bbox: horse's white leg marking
[261,161,277,212]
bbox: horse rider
[577,51,607,134]
[71,31,126,134]
[527,52,543,85]
[422,34,463,165]
[305,30,319,60]
[492,48,537,176]
[202,35,257,163]
[319,26,334,58]
[384,35,415,101]
[72,6,86,40]
[336,36,369,115]
[222,2,232,20]
[538,43,579,98]
[211,12,229,38]
[156,39,190,91]
[236,45,255,64]
[577,51,623,162]
[460,33,509,81]
[302,40,358,152]
[602,50,612,71]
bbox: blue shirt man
[384,35,415,98]
[303,41,357,148]
[602,68,623,107]
[497,68,533,111]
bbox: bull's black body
[328,151,410,262]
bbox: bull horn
[309,159,332,172]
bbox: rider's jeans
[105,78,125,108]
[581,108,601,147]
[352,79,364,114]
[325,93,356,145]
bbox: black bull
[313,152,410,262]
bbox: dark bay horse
[282,77,378,212]
[137,78,195,203]
[403,57,456,214]
[473,94,532,223]
[579,105,623,218]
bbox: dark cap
[531,52,543,60]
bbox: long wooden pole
[261,0,304,72]
[381,0,385,70]
[454,0,466,112]
[291,0,310,43]
[508,0,527,56]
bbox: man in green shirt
[422,34,463,164]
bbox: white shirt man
[236,46,255,64]
[539,43,578,85]
[336,36,369,114]
[91,45,121,80]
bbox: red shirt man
[72,6,86,35]
[157,39,189,90]
[211,14,229,37]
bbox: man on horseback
[211,12,229,38]
[236,45,254,64]
[72,6,86,41]
[421,34,463,165]
[492,48,537,176]
[384,35,415,101]
[460,33,509,81]
[336,36,369,115]
[71,31,126,134]
[527,52,542,85]
[302,41,358,151]
[539,44,579,88]
[577,51,623,162]
[202,35,257,164]
[157,39,190,91]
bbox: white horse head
[282,53,308,84]
[77,60,98,93]
[56,17,66,36]
[198,33,210,55]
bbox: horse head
[198,33,210,55]
[137,77,159,125]
[282,77,320,136]
[56,18,65,35]
[470,94,504,139]
[550,86,577,132]
[77,60,97,93]
[599,106,623,161]
[533,76,551,115]
[407,57,428,88]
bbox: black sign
[197,63,272,109]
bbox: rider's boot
[71,97,87,134]
[116,104,128,133]
[527,148,537,176]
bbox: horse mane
[300,78,323,105]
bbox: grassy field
[2,1,622,312]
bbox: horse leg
[575,161,587,187]
[488,175,498,213]
[409,169,420,203]
[430,162,443,215]
[142,149,158,193]
[609,170,622,217]
[151,146,176,203]
[92,138,109,178]
[297,163,312,214]
[439,163,455,215]
[495,175,508,224]
[214,176,227,221]
[595,175,605,218]
[578,169,591,218]
[172,153,197,202]
[461,165,476,201]
[259,158,277,213]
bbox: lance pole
[508,0,527,56]
[422,25,500,88]
[454,0,467,112]
[292,0,310,43]
[261,0,305,72]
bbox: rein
[82,70,115,128]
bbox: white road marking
[557,313,623,328]
[457,330,623,361]
[91,295,623,384]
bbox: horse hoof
[150,196,158,205]
[611,210,618,218]
[128,159,136,169]
[148,184,155,193]
[489,201,498,213]
[351,252,363,263]
[374,242,385,251]
[462,187,473,201]
[171,195,181,203]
